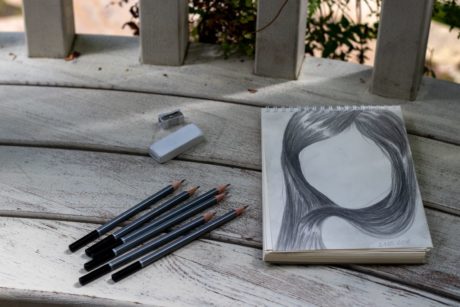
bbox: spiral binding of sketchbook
[261,105,432,263]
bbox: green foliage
[188,0,380,63]
[304,1,379,63]
[121,0,459,63]
[432,0,460,38]
[189,0,257,57]
[0,0,21,17]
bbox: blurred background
[0,0,458,83]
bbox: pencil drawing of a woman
[276,108,417,250]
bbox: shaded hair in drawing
[277,108,417,250]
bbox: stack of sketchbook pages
[261,105,432,264]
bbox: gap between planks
[1,83,458,148]
[0,209,458,303]
[0,142,457,217]
[0,216,457,306]
[0,147,458,299]
[0,142,261,172]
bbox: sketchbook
[261,105,432,263]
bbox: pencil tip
[188,186,200,195]
[215,193,226,202]
[203,211,217,222]
[235,206,248,216]
[217,184,231,193]
[172,179,186,190]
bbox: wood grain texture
[0,146,459,299]
[352,209,460,300]
[0,85,260,169]
[22,0,75,58]
[0,217,456,306]
[0,86,458,214]
[254,0,307,79]
[0,288,143,307]
[0,147,261,247]
[139,0,188,65]
[1,31,459,305]
[371,0,433,100]
[0,33,459,144]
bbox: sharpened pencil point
[217,184,231,193]
[203,211,217,222]
[235,206,248,216]
[172,179,185,190]
[188,186,200,195]
[215,193,226,202]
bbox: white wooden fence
[21,0,434,100]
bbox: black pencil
[87,185,230,256]
[111,206,248,282]
[68,180,184,252]
[79,211,216,285]
[84,186,199,256]
[87,193,226,266]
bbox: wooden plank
[406,136,460,215]
[371,0,433,100]
[0,86,458,215]
[254,0,308,79]
[139,0,189,65]
[0,217,456,306]
[0,33,459,144]
[352,209,460,301]
[0,85,261,169]
[22,0,75,58]
[0,288,142,307]
[0,146,262,247]
[0,146,459,299]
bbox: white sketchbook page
[261,107,432,252]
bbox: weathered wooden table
[0,32,459,306]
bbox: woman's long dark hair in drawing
[277,108,417,250]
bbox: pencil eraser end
[149,124,205,163]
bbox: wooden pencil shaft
[142,210,237,266]
[112,190,190,239]
[68,230,99,252]
[81,214,208,284]
[112,210,238,282]
[113,216,206,269]
[86,188,218,256]
[84,235,117,257]
[86,191,189,256]
[116,197,220,254]
[96,184,175,234]
[84,215,206,271]
[83,184,177,255]
[79,263,112,286]
[121,189,217,243]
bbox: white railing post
[371,0,434,100]
[22,0,75,58]
[254,0,308,79]
[139,0,189,66]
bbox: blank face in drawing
[298,123,392,209]
[298,123,395,247]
